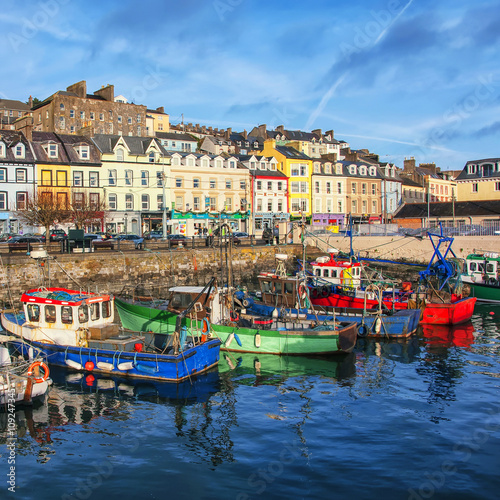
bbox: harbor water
[1,304,500,500]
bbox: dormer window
[369,166,376,176]
[43,143,58,158]
[14,143,25,159]
[349,165,356,175]
[270,162,276,171]
[360,166,367,176]
[76,145,89,160]
[149,152,155,163]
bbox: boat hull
[2,312,221,382]
[116,299,357,355]
[419,297,477,325]
[462,278,500,303]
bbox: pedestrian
[273,225,279,245]
[262,226,272,245]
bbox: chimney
[77,124,95,138]
[276,125,284,133]
[156,106,164,113]
[67,80,87,98]
[94,84,114,102]
[28,95,33,109]
[14,115,33,141]
[257,124,266,138]
[225,127,232,140]
[404,157,416,172]
[312,128,322,138]
[326,129,334,138]
[242,129,247,140]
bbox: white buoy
[97,361,114,371]
[225,333,234,348]
[255,333,261,348]
[374,317,382,334]
[272,308,279,319]
[117,361,134,371]
[0,346,11,366]
[65,359,83,370]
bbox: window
[315,181,320,194]
[14,144,25,158]
[77,145,89,159]
[326,182,331,194]
[141,194,149,210]
[472,183,478,193]
[89,193,99,209]
[175,177,183,188]
[352,200,357,213]
[118,115,122,124]
[60,103,65,111]
[137,126,141,135]
[125,170,133,186]
[277,181,282,191]
[16,169,27,182]
[70,126,75,133]
[137,114,141,123]
[149,152,155,163]
[256,180,262,190]
[226,179,232,189]
[116,148,124,161]
[125,193,133,210]
[209,179,216,189]
[0,192,6,209]
[73,171,83,187]
[59,116,65,129]
[16,192,27,209]
[109,123,113,133]
[362,200,367,213]
[90,112,95,120]
[78,305,89,324]
[372,201,377,213]
[193,197,200,211]
[41,170,52,186]
[157,172,164,187]
[267,200,273,212]
[48,144,58,158]
[277,200,283,211]
[300,182,308,193]
[496,182,500,191]
[108,169,117,186]
[267,181,272,191]
[175,196,183,210]
[0,169,5,181]
[257,199,263,211]
[56,170,68,187]
[102,301,112,319]
[362,183,367,195]
[193,178,200,188]
[100,113,104,121]
[351,183,356,194]
[141,171,148,186]
[371,184,376,195]
[80,111,85,120]
[291,182,299,193]
[108,193,117,210]
[89,172,99,187]
[337,182,342,194]
[45,305,56,324]
[157,195,163,210]
[201,158,209,168]
[70,110,75,118]
[27,304,39,322]
[128,117,132,124]
[230,161,236,169]
[225,198,232,211]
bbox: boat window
[90,302,100,321]
[332,270,338,278]
[486,263,495,273]
[478,263,484,272]
[314,269,321,276]
[170,294,193,308]
[274,281,282,294]
[78,305,89,324]
[27,304,40,322]
[261,281,272,293]
[45,305,56,323]
[323,270,329,278]
[469,263,476,272]
[61,306,73,325]
[285,282,294,294]
[102,300,112,318]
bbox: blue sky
[1,0,499,170]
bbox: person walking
[273,225,279,245]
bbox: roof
[455,159,500,181]
[0,99,31,112]
[155,132,197,142]
[275,145,311,160]
[92,134,169,156]
[284,129,320,142]
[400,177,424,188]
[394,200,500,219]
[0,130,36,163]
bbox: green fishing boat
[459,252,500,303]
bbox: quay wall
[0,236,498,306]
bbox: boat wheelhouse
[459,252,500,303]
[6,288,117,347]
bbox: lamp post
[124,212,128,235]
[162,170,167,239]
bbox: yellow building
[146,107,170,135]
[455,158,500,201]
[260,139,313,218]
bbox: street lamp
[124,212,128,235]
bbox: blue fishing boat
[1,286,221,383]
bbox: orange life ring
[27,361,50,383]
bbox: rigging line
[51,257,85,289]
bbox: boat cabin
[21,288,115,331]
[310,254,362,289]
[465,253,500,282]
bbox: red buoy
[134,343,143,352]
[85,374,95,386]
[85,361,94,371]
[489,311,495,316]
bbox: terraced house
[92,134,170,235]
[455,158,500,202]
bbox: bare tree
[14,189,72,245]
[70,190,107,231]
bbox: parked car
[44,229,67,241]
[8,236,44,253]
[144,230,164,240]
[112,234,144,249]
[166,234,189,246]
[22,232,46,242]
[232,232,250,239]
[0,233,19,242]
